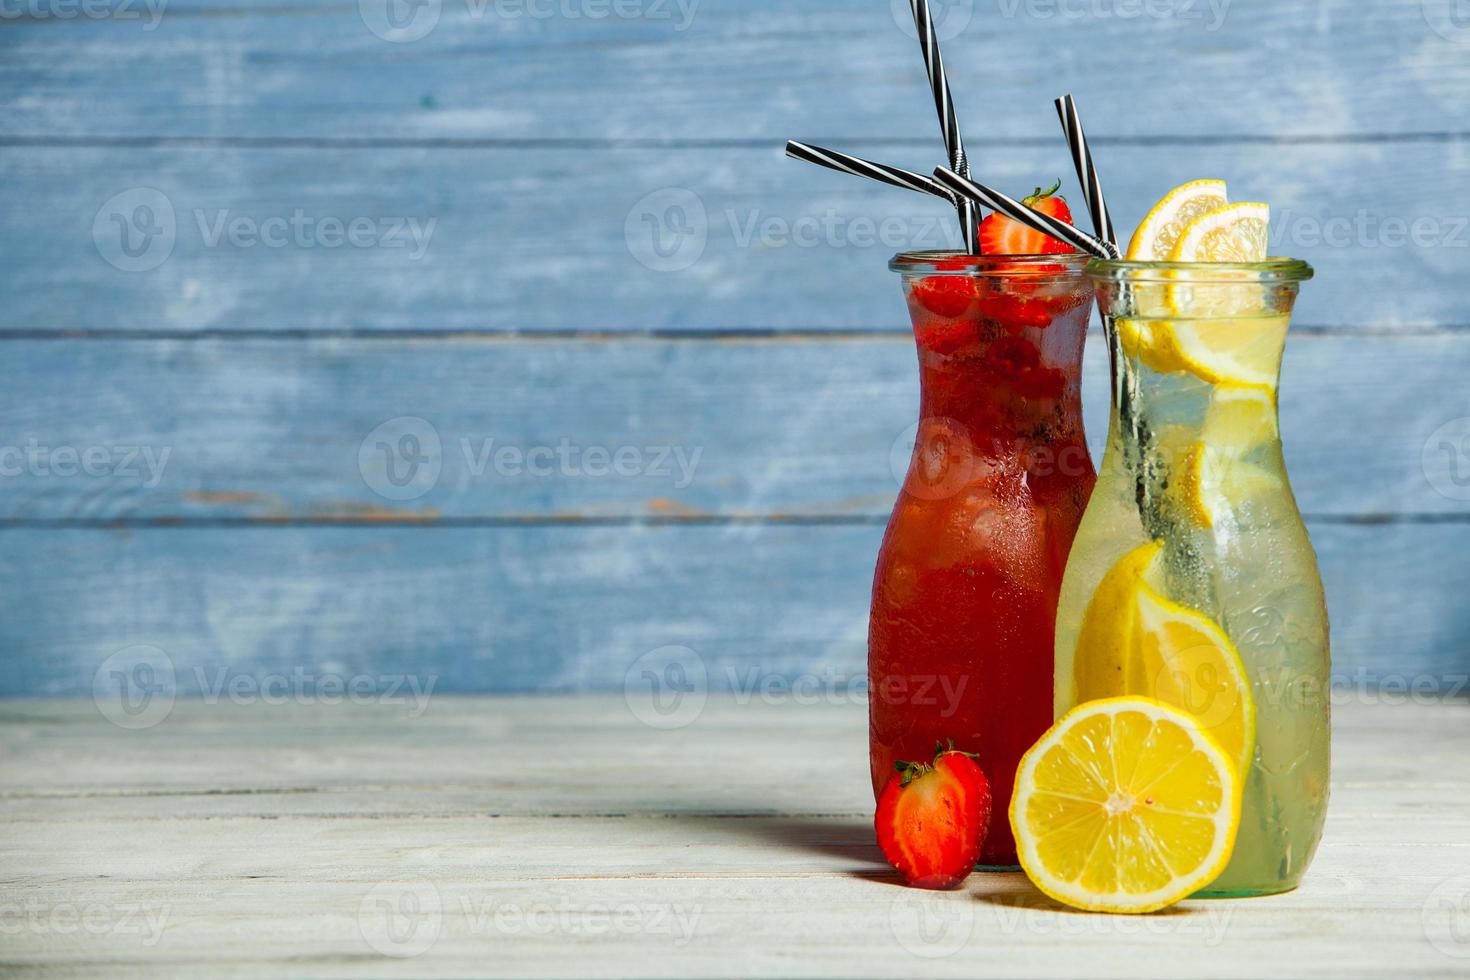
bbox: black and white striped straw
[908,0,979,254]
[932,166,1119,259]
[1054,94,1117,248]
[784,141,957,204]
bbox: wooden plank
[0,698,1466,977]
[0,334,1465,520]
[2,0,1468,141]
[3,140,1468,331]
[1,698,1465,810]
[0,522,1463,698]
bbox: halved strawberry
[985,336,1067,399]
[911,276,977,319]
[875,745,992,889]
[974,289,1054,331]
[976,180,1080,256]
[912,315,975,355]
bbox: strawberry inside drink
[871,250,1096,868]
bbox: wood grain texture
[0,521,1464,698]
[1,0,1467,697]
[4,139,1468,331]
[3,0,1468,141]
[0,334,1465,521]
[0,697,1467,978]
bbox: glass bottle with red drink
[870,251,1097,868]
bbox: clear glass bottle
[1054,259,1330,897]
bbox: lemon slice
[1178,444,1282,529]
[1012,697,1242,913]
[1073,541,1163,699]
[1131,589,1256,775]
[1178,387,1285,528]
[1150,315,1289,387]
[1073,543,1256,775]
[1203,383,1279,452]
[1115,318,1183,376]
[1126,180,1229,261]
[1168,202,1270,263]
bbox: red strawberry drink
[871,241,1096,867]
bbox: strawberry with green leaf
[977,180,1080,255]
[874,744,993,889]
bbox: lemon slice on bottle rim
[1139,201,1283,385]
[1126,180,1229,261]
[1168,202,1271,264]
[1012,697,1242,914]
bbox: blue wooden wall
[1,0,1467,696]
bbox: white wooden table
[2,697,1468,978]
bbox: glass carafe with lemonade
[1053,181,1331,897]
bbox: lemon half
[1012,697,1243,913]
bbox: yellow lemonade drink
[1054,255,1330,897]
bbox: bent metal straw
[908,0,979,254]
[784,141,957,203]
[1054,94,1117,247]
[1051,96,1159,536]
[932,166,1120,259]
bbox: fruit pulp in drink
[1053,292,1330,896]
[870,255,1096,868]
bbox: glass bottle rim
[889,250,1093,280]
[1087,257,1314,284]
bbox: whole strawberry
[875,745,993,889]
[977,180,1080,256]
